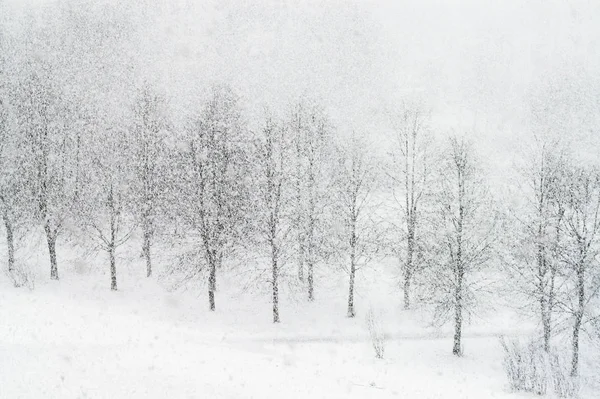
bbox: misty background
[3,0,599,171]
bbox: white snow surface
[0,242,596,399]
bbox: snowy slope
[0,268,563,399]
[0,237,596,398]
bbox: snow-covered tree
[559,165,600,376]
[331,132,383,318]
[0,46,30,284]
[13,57,78,281]
[78,123,135,291]
[387,107,433,309]
[289,100,332,301]
[432,136,497,356]
[131,83,170,278]
[503,139,569,352]
[0,95,32,286]
[252,114,294,323]
[180,84,249,311]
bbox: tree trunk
[404,224,415,310]
[541,296,551,352]
[571,263,584,377]
[571,313,582,377]
[108,183,118,291]
[272,251,280,323]
[536,210,551,352]
[208,259,216,311]
[295,116,305,283]
[403,271,411,311]
[453,169,464,357]
[44,224,59,280]
[347,259,356,318]
[109,245,117,291]
[143,230,152,277]
[307,215,315,301]
[547,265,557,351]
[453,275,463,356]
[307,200,315,301]
[3,210,15,274]
[307,260,314,301]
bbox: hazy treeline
[0,1,599,378]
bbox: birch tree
[291,103,307,283]
[0,64,21,282]
[182,85,248,311]
[0,95,31,285]
[433,136,496,356]
[14,60,77,281]
[253,115,293,323]
[388,107,433,309]
[504,141,568,352]
[560,166,600,376]
[78,124,135,291]
[333,132,382,318]
[131,83,169,278]
[289,100,332,301]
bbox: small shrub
[499,336,578,398]
[366,307,385,359]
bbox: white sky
[4,0,600,180]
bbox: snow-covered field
[0,242,597,399]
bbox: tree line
[0,2,599,379]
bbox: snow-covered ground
[0,241,597,398]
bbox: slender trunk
[571,263,584,377]
[307,195,315,301]
[307,212,315,301]
[272,249,279,323]
[347,257,356,318]
[453,169,464,357]
[143,229,152,277]
[347,211,358,315]
[3,210,15,274]
[44,224,59,280]
[548,263,557,343]
[296,119,305,283]
[109,185,117,291]
[403,127,418,311]
[307,259,314,301]
[536,198,551,352]
[403,275,411,310]
[453,272,463,356]
[404,221,414,310]
[109,245,117,291]
[541,296,551,352]
[545,208,562,351]
[208,257,216,311]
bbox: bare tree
[181,85,248,311]
[78,125,135,291]
[387,107,432,309]
[332,132,382,318]
[0,96,31,285]
[290,102,307,283]
[559,165,600,376]
[131,83,170,278]
[14,60,77,281]
[433,136,496,356]
[0,61,18,279]
[252,115,294,323]
[289,100,332,301]
[503,140,568,352]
